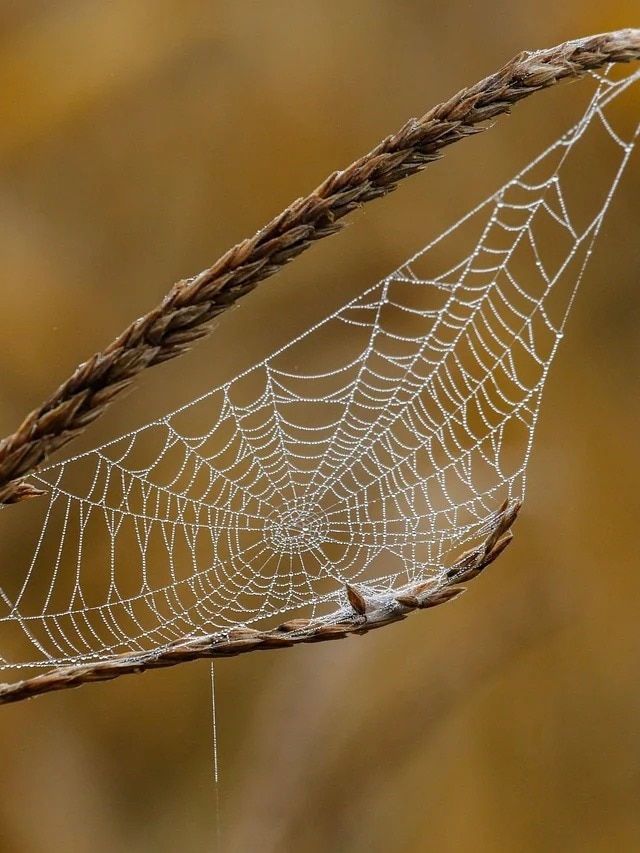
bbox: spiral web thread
[0,66,638,677]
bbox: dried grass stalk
[0,501,520,704]
[0,29,638,505]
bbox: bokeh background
[0,3,639,852]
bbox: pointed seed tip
[346,583,367,616]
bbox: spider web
[1,66,638,677]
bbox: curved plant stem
[0,29,638,505]
[0,501,520,704]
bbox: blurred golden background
[0,3,639,852]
